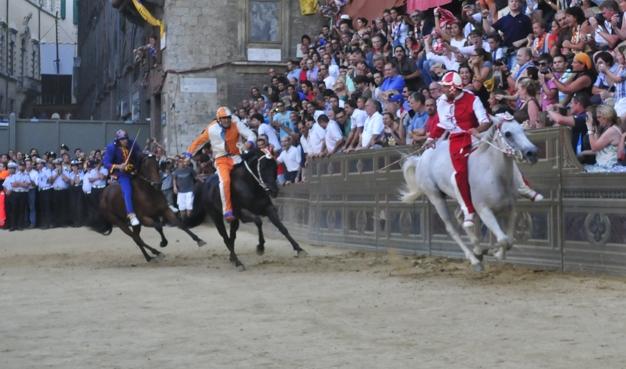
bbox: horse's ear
[489,114,503,127]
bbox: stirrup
[128,213,140,226]
[223,210,236,223]
[462,214,475,229]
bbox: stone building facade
[0,0,77,118]
[77,0,324,153]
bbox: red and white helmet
[440,71,463,90]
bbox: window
[8,40,14,76]
[31,41,39,78]
[248,0,281,43]
[0,27,5,74]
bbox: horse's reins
[377,124,523,170]
[376,144,430,172]
[243,154,270,192]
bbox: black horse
[186,149,305,269]
[90,153,206,262]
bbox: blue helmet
[115,129,129,142]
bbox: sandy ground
[1,225,626,369]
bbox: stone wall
[160,0,325,154]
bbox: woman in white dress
[583,105,626,173]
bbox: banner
[131,0,165,37]
[300,0,317,16]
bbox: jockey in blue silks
[103,129,141,226]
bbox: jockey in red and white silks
[427,71,491,228]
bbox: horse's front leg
[239,209,265,255]
[139,215,168,248]
[266,205,306,257]
[475,206,511,260]
[211,211,244,270]
[163,208,206,247]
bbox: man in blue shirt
[482,0,532,49]
[379,63,406,102]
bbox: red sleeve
[428,114,444,139]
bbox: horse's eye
[504,131,512,139]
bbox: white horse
[401,115,538,271]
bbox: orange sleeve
[187,127,209,155]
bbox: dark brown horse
[90,153,206,261]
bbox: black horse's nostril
[526,150,536,157]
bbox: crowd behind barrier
[5,0,626,230]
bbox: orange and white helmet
[440,71,463,90]
[216,106,232,119]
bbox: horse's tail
[400,155,423,203]
[184,181,208,228]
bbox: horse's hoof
[153,253,165,261]
[295,249,307,257]
[197,239,207,247]
[474,252,484,262]
[160,241,168,248]
[256,246,265,256]
[494,248,506,261]
[236,264,246,272]
[472,262,484,272]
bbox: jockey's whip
[123,128,142,166]
[377,144,429,172]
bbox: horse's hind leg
[475,206,511,260]
[163,209,206,247]
[429,195,483,271]
[266,205,306,256]
[239,209,265,255]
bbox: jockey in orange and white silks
[186,106,256,223]
[427,71,491,229]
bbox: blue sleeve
[102,144,115,171]
[391,76,406,92]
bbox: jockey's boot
[223,210,236,223]
[128,213,140,226]
[518,186,544,202]
[462,213,475,229]
[169,205,179,213]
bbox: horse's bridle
[243,154,271,192]
[136,154,161,187]
[482,124,524,162]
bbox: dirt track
[1,225,626,369]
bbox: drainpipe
[5,0,9,114]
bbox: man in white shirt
[308,115,327,156]
[277,136,302,183]
[344,99,368,152]
[258,120,281,153]
[359,99,384,149]
[323,115,345,154]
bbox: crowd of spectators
[225,0,626,176]
[0,142,208,231]
[6,0,626,230]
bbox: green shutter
[60,0,66,20]
[73,0,79,25]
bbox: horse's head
[490,114,538,164]
[137,153,161,189]
[244,148,279,197]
